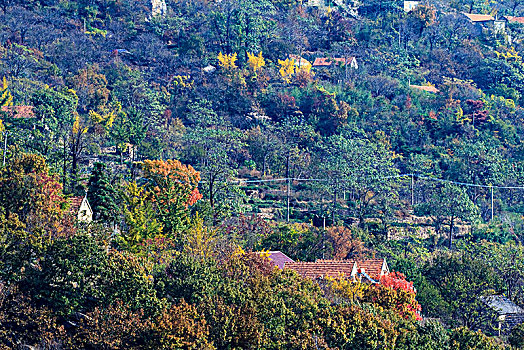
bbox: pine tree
[87,162,119,222]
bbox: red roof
[462,13,494,22]
[70,196,84,213]
[0,106,35,119]
[285,260,357,279]
[505,16,524,24]
[312,57,355,67]
[285,258,388,280]
[265,251,294,269]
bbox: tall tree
[415,183,479,249]
[142,159,202,237]
[87,162,119,223]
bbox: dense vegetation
[2,0,524,348]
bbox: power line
[223,174,524,190]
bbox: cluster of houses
[403,0,524,38]
[264,251,524,334]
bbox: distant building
[70,196,93,224]
[462,13,506,35]
[403,1,420,12]
[151,0,167,17]
[289,55,312,69]
[203,65,216,74]
[312,57,358,69]
[504,16,524,25]
[482,295,524,334]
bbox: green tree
[320,128,400,226]
[87,162,119,222]
[142,159,202,237]
[29,86,78,186]
[119,182,164,253]
[183,127,244,223]
[415,183,479,249]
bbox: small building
[482,295,524,334]
[306,0,324,7]
[462,13,506,34]
[151,0,167,17]
[203,65,216,74]
[289,55,312,69]
[312,57,358,69]
[70,196,93,224]
[403,1,420,12]
[504,16,524,25]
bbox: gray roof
[482,295,524,315]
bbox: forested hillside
[2,0,524,348]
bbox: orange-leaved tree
[365,272,422,321]
[142,159,202,238]
[0,153,74,250]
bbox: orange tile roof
[317,259,388,280]
[70,196,84,213]
[313,57,332,66]
[285,258,388,280]
[410,84,439,93]
[0,106,36,119]
[285,260,357,279]
[462,13,494,22]
[312,57,355,67]
[505,16,524,24]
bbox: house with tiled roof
[462,13,506,35]
[481,295,524,335]
[312,57,358,69]
[70,195,93,223]
[285,258,389,283]
[289,55,312,69]
[505,16,524,25]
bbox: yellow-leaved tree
[217,52,238,69]
[247,52,265,73]
[119,182,164,253]
[0,76,13,107]
[494,46,521,61]
[185,213,218,259]
[278,58,295,82]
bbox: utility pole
[491,185,494,221]
[286,177,291,222]
[411,174,414,207]
[2,131,7,167]
[286,152,290,222]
